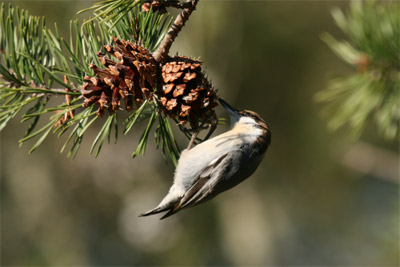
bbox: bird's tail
[139,201,181,220]
[139,206,169,217]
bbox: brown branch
[165,0,193,9]
[153,0,199,63]
[143,0,193,10]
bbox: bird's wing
[160,151,239,219]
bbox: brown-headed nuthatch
[141,98,271,219]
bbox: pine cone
[82,37,157,116]
[159,56,218,130]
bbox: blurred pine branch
[316,0,399,140]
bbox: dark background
[2,1,399,265]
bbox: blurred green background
[1,1,399,266]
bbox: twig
[187,131,198,150]
[153,0,199,63]
[165,0,194,9]
[203,121,217,141]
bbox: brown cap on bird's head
[219,97,271,149]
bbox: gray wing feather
[143,149,248,220]
[178,151,242,209]
[155,153,231,220]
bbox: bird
[140,98,271,219]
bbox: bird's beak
[219,98,240,117]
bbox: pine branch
[1,1,219,164]
[153,0,199,62]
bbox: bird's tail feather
[159,209,178,220]
[139,205,171,217]
[140,200,183,220]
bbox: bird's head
[219,97,271,148]
[219,98,268,128]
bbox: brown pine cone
[158,56,218,131]
[82,37,158,116]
